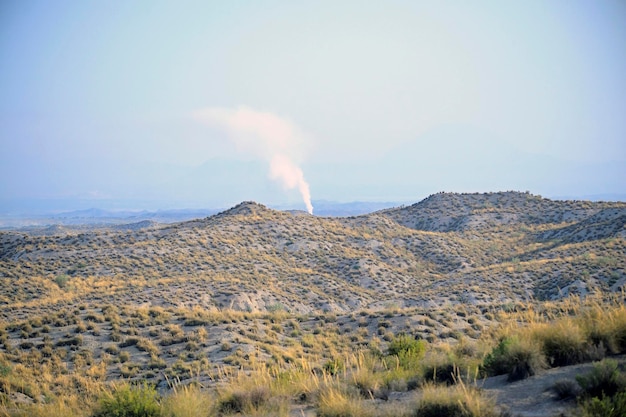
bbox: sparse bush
[423,360,458,386]
[387,334,426,370]
[351,367,382,399]
[147,357,167,370]
[161,383,213,417]
[580,391,626,417]
[533,321,596,367]
[317,384,372,417]
[611,308,626,353]
[119,363,140,378]
[413,382,498,417]
[184,341,199,352]
[120,337,140,348]
[552,378,581,400]
[192,327,208,343]
[576,359,626,399]
[55,335,83,347]
[217,386,270,414]
[482,336,546,381]
[505,338,547,382]
[136,339,160,356]
[75,321,87,333]
[19,341,34,349]
[482,337,512,376]
[54,274,69,289]
[323,358,345,376]
[105,345,120,355]
[388,334,424,357]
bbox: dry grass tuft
[415,379,498,417]
[161,383,213,417]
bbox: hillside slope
[0,192,624,321]
[378,191,624,232]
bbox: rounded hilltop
[215,201,272,218]
[215,201,313,219]
[379,191,626,232]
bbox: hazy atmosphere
[1,1,625,214]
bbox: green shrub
[54,275,69,289]
[0,362,11,377]
[323,358,345,376]
[387,334,426,370]
[580,391,626,417]
[93,383,161,417]
[482,336,546,381]
[576,359,626,399]
[482,337,515,376]
[388,334,425,357]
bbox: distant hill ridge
[379,191,626,232]
[1,190,625,317]
[1,190,625,415]
[214,201,273,218]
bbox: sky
[1,0,625,214]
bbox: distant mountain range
[0,200,409,229]
[3,190,625,230]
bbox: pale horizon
[2,1,625,214]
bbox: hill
[378,191,625,232]
[0,191,625,416]
[1,192,624,321]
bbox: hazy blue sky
[1,1,625,213]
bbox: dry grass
[161,383,213,417]
[0,398,88,417]
[416,379,498,417]
[482,294,626,383]
[316,384,374,417]
[0,297,624,416]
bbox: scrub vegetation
[0,191,625,416]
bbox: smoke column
[269,154,313,215]
[193,106,314,214]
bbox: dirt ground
[479,361,595,417]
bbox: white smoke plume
[193,106,314,214]
[269,154,313,215]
